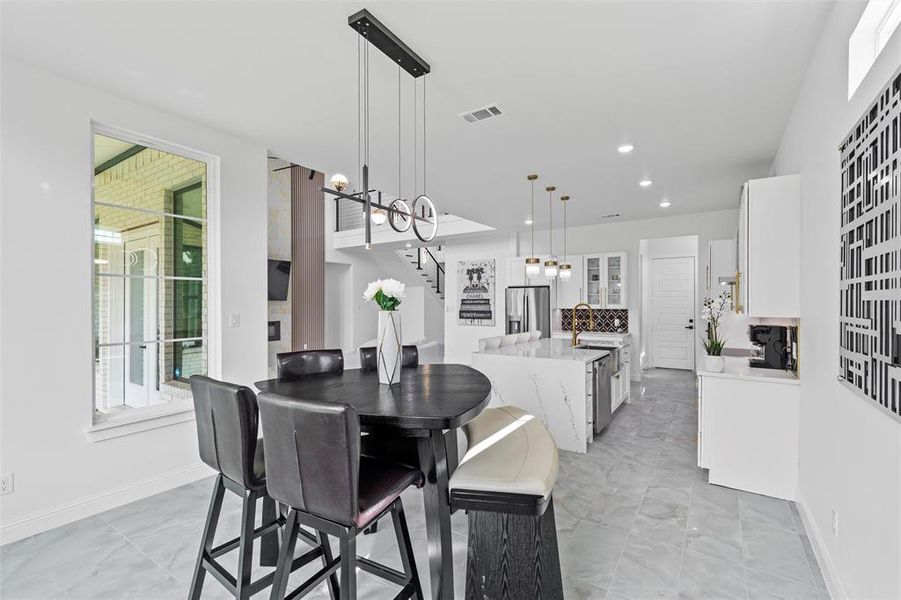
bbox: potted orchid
[363,279,406,385]
[701,290,729,373]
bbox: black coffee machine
[749,325,794,370]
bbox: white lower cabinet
[697,374,799,500]
[611,369,627,412]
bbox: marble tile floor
[0,368,829,599]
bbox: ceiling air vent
[460,104,503,124]
[601,213,621,219]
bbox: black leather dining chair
[258,392,424,600]
[359,345,419,371]
[188,376,337,600]
[276,349,344,380]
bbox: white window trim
[88,122,221,441]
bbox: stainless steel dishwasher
[592,354,613,433]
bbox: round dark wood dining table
[255,363,491,600]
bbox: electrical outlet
[303,343,308,350]
[0,473,14,496]
[832,508,839,537]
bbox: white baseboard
[0,463,213,546]
[796,492,847,600]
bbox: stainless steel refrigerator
[505,285,551,337]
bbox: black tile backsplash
[560,308,628,333]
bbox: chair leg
[392,498,423,599]
[260,495,280,566]
[339,533,357,600]
[236,489,258,600]
[189,475,226,600]
[269,510,300,600]
[318,531,340,600]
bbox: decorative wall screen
[838,68,901,419]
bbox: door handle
[685,326,694,330]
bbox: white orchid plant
[701,289,730,356]
[363,278,406,311]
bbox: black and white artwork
[458,259,495,326]
[838,67,901,419]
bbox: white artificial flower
[362,279,382,301]
[380,278,406,299]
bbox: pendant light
[544,185,558,277]
[559,195,572,280]
[525,174,541,276]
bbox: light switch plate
[229,312,241,328]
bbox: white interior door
[123,229,160,407]
[651,256,695,370]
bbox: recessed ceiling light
[405,242,412,248]
[525,219,533,225]
[617,144,634,154]
[659,200,672,208]
[639,179,653,187]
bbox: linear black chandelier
[322,9,438,248]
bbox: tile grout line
[99,514,183,586]
[736,498,751,600]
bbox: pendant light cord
[357,34,361,191]
[564,198,567,261]
[398,65,401,200]
[423,75,427,195]
[531,178,535,256]
[548,188,553,257]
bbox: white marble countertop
[698,356,800,385]
[474,338,609,362]
[552,331,630,344]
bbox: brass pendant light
[559,195,572,280]
[525,174,541,276]
[544,185,558,277]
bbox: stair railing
[416,246,445,295]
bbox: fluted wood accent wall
[291,166,325,350]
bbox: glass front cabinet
[581,252,627,309]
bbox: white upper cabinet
[604,252,627,308]
[581,252,627,309]
[737,174,800,318]
[556,255,583,308]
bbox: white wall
[770,3,901,598]
[444,235,518,364]
[324,244,444,354]
[0,59,269,542]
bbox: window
[848,0,901,99]
[93,130,209,419]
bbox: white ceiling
[2,1,832,230]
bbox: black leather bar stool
[258,392,424,600]
[358,345,419,371]
[276,349,344,380]
[188,376,338,600]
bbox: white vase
[705,355,725,373]
[377,310,402,385]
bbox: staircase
[396,246,445,301]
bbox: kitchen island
[472,338,609,453]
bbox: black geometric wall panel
[838,67,901,419]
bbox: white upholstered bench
[449,406,563,599]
